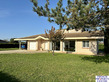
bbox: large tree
[99,0,109,54]
[31,0,108,53]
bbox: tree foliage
[45,26,65,55]
[10,38,18,43]
[100,0,109,27]
[31,0,99,31]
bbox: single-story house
[14,29,104,55]
[0,40,9,43]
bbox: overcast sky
[0,0,67,40]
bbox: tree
[45,26,65,55]
[31,0,99,30]
[10,38,18,43]
[31,0,109,54]
[99,0,109,54]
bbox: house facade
[14,30,104,55]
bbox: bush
[0,43,19,48]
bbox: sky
[0,0,67,40]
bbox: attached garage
[29,41,38,50]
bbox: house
[14,29,104,55]
[0,40,8,43]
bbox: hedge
[0,43,19,48]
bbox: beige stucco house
[14,30,104,55]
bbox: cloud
[0,10,10,18]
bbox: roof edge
[14,36,104,41]
[14,36,49,41]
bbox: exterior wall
[41,40,45,50]
[48,41,50,50]
[27,39,98,55]
[60,41,63,51]
[27,41,29,50]
[75,40,98,55]
[54,40,98,55]
[38,39,41,50]
[27,40,50,51]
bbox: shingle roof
[65,31,104,37]
[19,34,47,39]
[17,31,104,39]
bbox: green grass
[99,44,104,52]
[0,53,109,82]
[0,48,19,51]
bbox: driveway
[0,50,47,54]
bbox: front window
[64,41,75,51]
[83,41,89,48]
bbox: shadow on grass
[81,55,109,64]
[0,71,20,82]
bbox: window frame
[83,41,89,48]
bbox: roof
[19,34,47,39]
[65,31,104,37]
[15,31,104,40]
[0,40,8,43]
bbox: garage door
[29,41,37,50]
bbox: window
[54,42,60,50]
[83,41,89,48]
[64,41,75,51]
[70,41,75,48]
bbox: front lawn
[0,48,19,51]
[0,53,109,82]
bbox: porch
[53,40,75,52]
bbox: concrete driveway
[0,50,47,54]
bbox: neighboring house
[14,30,104,55]
[0,40,8,43]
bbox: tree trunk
[104,27,109,54]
